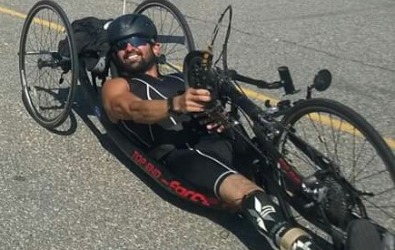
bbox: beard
[119,47,156,75]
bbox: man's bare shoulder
[104,77,129,87]
[102,77,130,95]
[101,77,132,123]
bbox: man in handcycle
[101,13,388,250]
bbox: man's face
[115,37,160,74]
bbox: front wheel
[277,98,395,243]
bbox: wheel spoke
[19,1,76,128]
[278,99,395,238]
[135,0,194,75]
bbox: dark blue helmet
[107,14,157,44]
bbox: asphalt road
[0,0,394,249]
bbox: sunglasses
[115,36,152,50]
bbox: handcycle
[18,0,395,249]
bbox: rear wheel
[134,0,195,75]
[19,0,78,129]
[278,98,395,243]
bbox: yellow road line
[240,87,279,104]
[1,4,394,150]
[32,17,65,32]
[0,5,26,19]
[0,5,64,32]
[241,86,395,149]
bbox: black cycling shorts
[164,135,238,198]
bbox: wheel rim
[20,4,75,126]
[135,3,194,75]
[280,107,395,235]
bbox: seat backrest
[59,17,113,76]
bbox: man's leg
[165,137,319,249]
[219,174,320,250]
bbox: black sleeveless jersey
[120,73,199,148]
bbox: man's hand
[173,88,211,113]
[193,107,227,134]
[173,87,225,133]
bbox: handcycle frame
[79,68,223,208]
[18,0,395,249]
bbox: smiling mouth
[126,54,140,62]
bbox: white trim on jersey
[132,77,178,125]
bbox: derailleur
[302,172,354,230]
[301,175,328,204]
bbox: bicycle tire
[278,98,395,239]
[134,0,195,75]
[19,0,78,129]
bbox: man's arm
[101,77,211,124]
